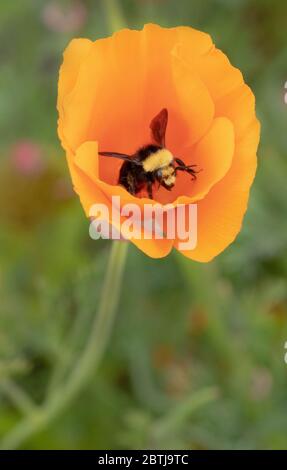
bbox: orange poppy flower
[57,24,260,261]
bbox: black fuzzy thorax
[136,144,162,162]
[118,144,162,197]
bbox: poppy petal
[170,55,215,150]
[167,117,235,204]
[174,118,260,261]
[57,38,92,150]
[216,84,257,141]
[183,46,244,103]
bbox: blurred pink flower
[42,0,87,33]
[11,140,45,176]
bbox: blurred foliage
[0,0,287,450]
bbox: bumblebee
[99,108,200,199]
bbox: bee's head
[155,162,176,190]
[141,147,177,190]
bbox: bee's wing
[150,108,168,147]
[99,151,141,165]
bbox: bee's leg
[175,166,200,180]
[128,177,137,196]
[120,180,136,195]
[174,154,202,180]
[128,184,136,195]
[147,180,153,199]
[120,171,137,195]
[175,158,200,172]
[175,157,186,167]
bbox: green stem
[151,387,218,443]
[0,379,38,417]
[0,241,128,450]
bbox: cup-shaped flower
[57,24,260,261]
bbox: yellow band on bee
[142,149,173,172]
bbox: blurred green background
[0,0,287,450]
